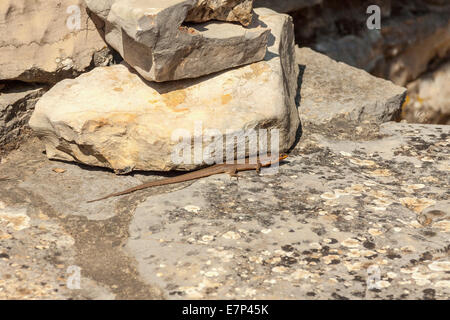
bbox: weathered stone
[186,0,254,26]
[296,47,406,127]
[254,0,322,13]
[85,0,270,82]
[4,120,448,299]
[0,195,117,299]
[0,83,46,146]
[403,61,450,125]
[29,8,299,173]
[0,0,110,83]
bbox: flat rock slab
[0,122,449,299]
[296,47,407,127]
[125,122,450,299]
[29,8,300,173]
[0,0,108,83]
[85,1,269,81]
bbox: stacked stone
[29,0,300,173]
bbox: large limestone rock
[29,8,299,173]
[296,47,407,127]
[85,0,270,82]
[0,0,109,83]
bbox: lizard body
[87,154,287,203]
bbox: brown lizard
[87,154,288,203]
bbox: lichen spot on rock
[161,89,188,112]
[221,94,232,105]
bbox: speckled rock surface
[0,201,115,299]
[0,120,448,299]
[124,121,450,299]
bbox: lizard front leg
[255,161,262,173]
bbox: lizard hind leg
[226,167,239,181]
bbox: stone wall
[256,0,450,124]
[0,82,46,152]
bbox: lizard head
[259,153,288,166]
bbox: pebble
[341,238,360,248]
[184,205,201,213]
[428,261,450,272]
[368,228,383,236]
[272,266,288,273]
[222,231,241,240]
[435,281,450,288]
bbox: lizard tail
[87,194,116,203]
[87,188,138,203]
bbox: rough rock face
[259,0,450,87]
[0,83,47,146]
[29,8,299,173]
[186,0,254,26]
[288,0,450,85]
[87,0,254,26]
[296,47,406,126]
[403,61,450,125]
[85,0,269,82]
[0,0,109,83]
[276,0,450,124]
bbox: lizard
[87,154,288,203]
